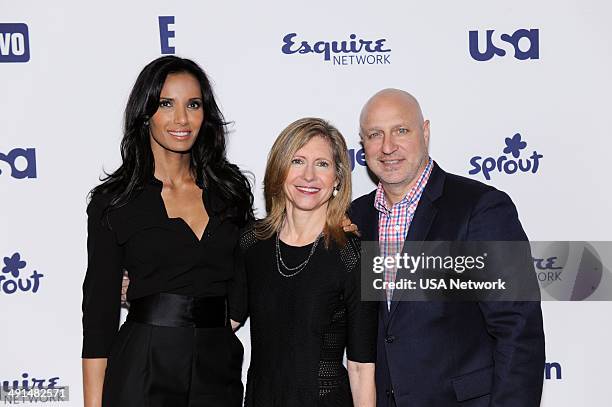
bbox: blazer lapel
[388,163,445,320]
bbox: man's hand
[342,215,360,235]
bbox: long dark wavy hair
[90,55,254,225]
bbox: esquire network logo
[469,28,539,61]
[0,253,44,295]
[0,23,30,63]
[282,33,391,65]
[468,133,543,180]
[0,148,37,179]
[2,374,61,391]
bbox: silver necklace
[275,232,322,278]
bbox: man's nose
[381,134,397,155]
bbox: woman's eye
[291,158,304,165]
[316,161,330,168]
[159,99,172,108]
[188,100,202,109]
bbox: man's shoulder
[351,189,377,208]
[439,169,511,207]
[349,189,377,218]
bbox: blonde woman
[235,118,377,406]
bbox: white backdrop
[1,1,611,405]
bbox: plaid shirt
[375,158,433,307]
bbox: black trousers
[102,294,244,407]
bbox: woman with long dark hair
[81,56,253,407]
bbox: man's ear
[423,119,431,148]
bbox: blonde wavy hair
[255,117,352,247]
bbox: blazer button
[385,335,395,343]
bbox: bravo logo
[0,23,30,63]
[469,28,539,61]
[0,148,37,179]
[468,133,542,180]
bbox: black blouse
[238,229,378,406]
[81,178,245,358]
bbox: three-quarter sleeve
[344,259,379,363]
[81,195,124,358]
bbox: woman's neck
[280,204,327,246]
[151,142,193,186]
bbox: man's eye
[368,132,381,139]
[398,128,409,134]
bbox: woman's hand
[82,358,107,407]
[120,271,129,308]
[230,319,241,331]
[347,360,376,407]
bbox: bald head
[358,88,431,203]
[360,88,424,128]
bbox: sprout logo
[469,133,543,180]
[530,242,612,301]
[0,253,44,295]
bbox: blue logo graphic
[159,16,175,54]
[1,253,44,295]
[0,23,30,63]
[348,147,366,171]
[469,29,539,61]
[544,362,562,380]
[282,33,391,66]
[469,133,543,180]
[2,374,60,391]
[0,148,37,179]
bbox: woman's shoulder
[86,191,114,217]
[238,220,267,253]
[336,232,361,273]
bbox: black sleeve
[81,195,124,358]
[228,236,248,323]
[469,189,546,405]
[344,247,379,363]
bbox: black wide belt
[127,293,228,328]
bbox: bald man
[349,89,545,406]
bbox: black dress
[236,229,378,407]
[82,178,245,407]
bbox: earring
[332,186,339,197]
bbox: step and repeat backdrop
[2,1,611,405]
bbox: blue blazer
[349,163,545,407]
